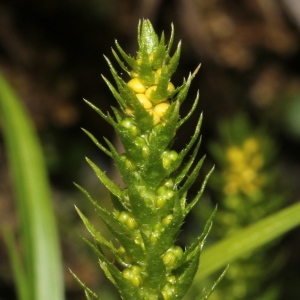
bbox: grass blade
[0,72,65,300]
[194,201,300,281]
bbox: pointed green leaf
[177,156,205,198]
[174,245,201,299]
[171,114,203,178]
[166,41,181,78]
[194,266,229,300]
[177,91,200,129]
[176,65,200,104]
[115,40,137,70]
[86,157,122,198]
[175,137,202,187]
[75,206,115,251]
[70,269,102,300]
[84,99,117,128]
[185,166,214,216]
[82,128,112,158]
[101,75,126,110]
[111,48,131,75]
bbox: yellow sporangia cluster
[223,138,265,196]
[126,57,175,125]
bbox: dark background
[1,0,300,299]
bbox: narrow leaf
[0,72,64,300]
[70,269,102,300]
[3,229,29,300]
[75,206,115,251]
[194,201,300,281]
[177,91,200,129]
[185,166,214,216]
[178,156,206,198]
[82,128,112,158]
[86,157,122,198]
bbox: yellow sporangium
[223,138,266,196]
[127,78,146,93]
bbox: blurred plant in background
[200,114,287,300]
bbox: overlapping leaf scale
[174,245,201,299]
[149,196,186,255]
[126,183,156,225]
[141,102,180,188]
[95,208,145,264]
[141,245,167,290]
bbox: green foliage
[75,20,214,299]
[0,72,64,300]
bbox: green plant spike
[74,20,217,299]
[0,72,64,300]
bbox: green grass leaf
[194,201,300,281]
[0,72,64,300]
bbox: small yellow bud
[149,109,161,125]
[118,211,129,223]
[136,58,142,65]
[154,68,162,84]
[126,217,138,230]
[161,150,178,169]
[162,156,171,169]
[145,85,157,99]
[125,106,134,116]
[162,179,173,188]
[117,246,132,264]
[167,275,176,284]
[173,246,183,258]
[122,266,143,287]
[121,118,140,136]
[120,154,137,171]
[127,78,146,93]
[168,150,178,161]
[150,231,160,243]
[130,70,139,78]
[133,230,145,249]
[136,93,153,109]
[162,251,177,267]
[162,214,173,226]
[162,283,175,300]
[155,196,166,208]
[167,82,175,95]
[148,53,154,62]
[153,102,170,118]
